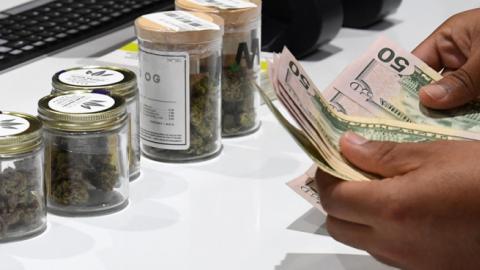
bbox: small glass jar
[38,92,129,216]
[0,112,46,242]
[135,11,224,162]
[51,66,141,181]
[176,0,262,137]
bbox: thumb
[419,53,480,109]
[340,132,426,178]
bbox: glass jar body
[126,94,141,180]
[138,38,223,162]
[0,146,46,242]
[221,19,262,137]
[50,89,141,182]
[44,124,129,216]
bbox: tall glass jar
[135,11,224,162]
[38,92,129,216]
[0,112,46,242]
[51,66,141,181]
[176,0,262,137]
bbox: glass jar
[135,11,224,162]
[51,66,141,181]
[38,92,129,216]
[176,0,262,137]
[0,112,46,242]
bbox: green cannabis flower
[222,63,259,136]
[48,135,121,208]
[0,157,44,238]
[144,71,221,161]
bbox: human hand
[414,9,480,109]
[316,132,480,269]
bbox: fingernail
[423,84,449,100]
[344,132,368,145]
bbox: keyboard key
[0,19,16,25]
[38,32,54,38]
[40,7,52,13]
[78,25,90,31]
[50,2,63,8]
[0,46,12,53]
[66,29,79,35]
[64,21,78,28]
[66,13,80,19]
[26,35,42,42]
[24,20,39,26]
[21,45,34,51]
[52,17,69,23]
[0,28,13,35]
[5,35,20,41]
[33,41,45,47]
[44,37,57,43]
[40,21,57,28]
[9,49,23,55]
[13,15,27,21]
[47,11,62,17]
[78,8,92,14]
[18,30,33,37]
[31,26,46,32]
[0,39,7,46]
[51,26,66,33]
[10,24,26,31]
[8,40,28,48]
[34,15,51,21]
[55,33,68,39]
[72,3,85,9]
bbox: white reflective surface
[0,0,477,269]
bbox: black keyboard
[0,0,173,72]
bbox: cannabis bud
[222,63,259,136]
[48,136,122,210]
[0,157,45,239]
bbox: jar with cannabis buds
[0,112,46,242]
[51,66,141,181]
[176,0,262,137]
[135,11,224,162]
[38,92,129,216]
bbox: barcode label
[143,11,220,31]
[189,0,257,9]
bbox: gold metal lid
[175,0,261,26]
[51,66,138,100]
[38,92,127,132]
[135,11,224,44]
[0,111,42,155]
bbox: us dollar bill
[260,43,480,183]
[330,37,480,131]
[261,38,480,209]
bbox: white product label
[189,0,257,9]
[49,93,115,114]
[143,11,220,31]
[139,49,190,150]
[0,114,30,136]
[58,68,125,86]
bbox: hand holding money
[414,10,480,110]
[263,8,480,269]
[260,37,480,183]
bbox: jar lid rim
[0,112,43,155]
[38,93,127,132]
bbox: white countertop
[0,1,477,269]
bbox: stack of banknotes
[256,37,480,210]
